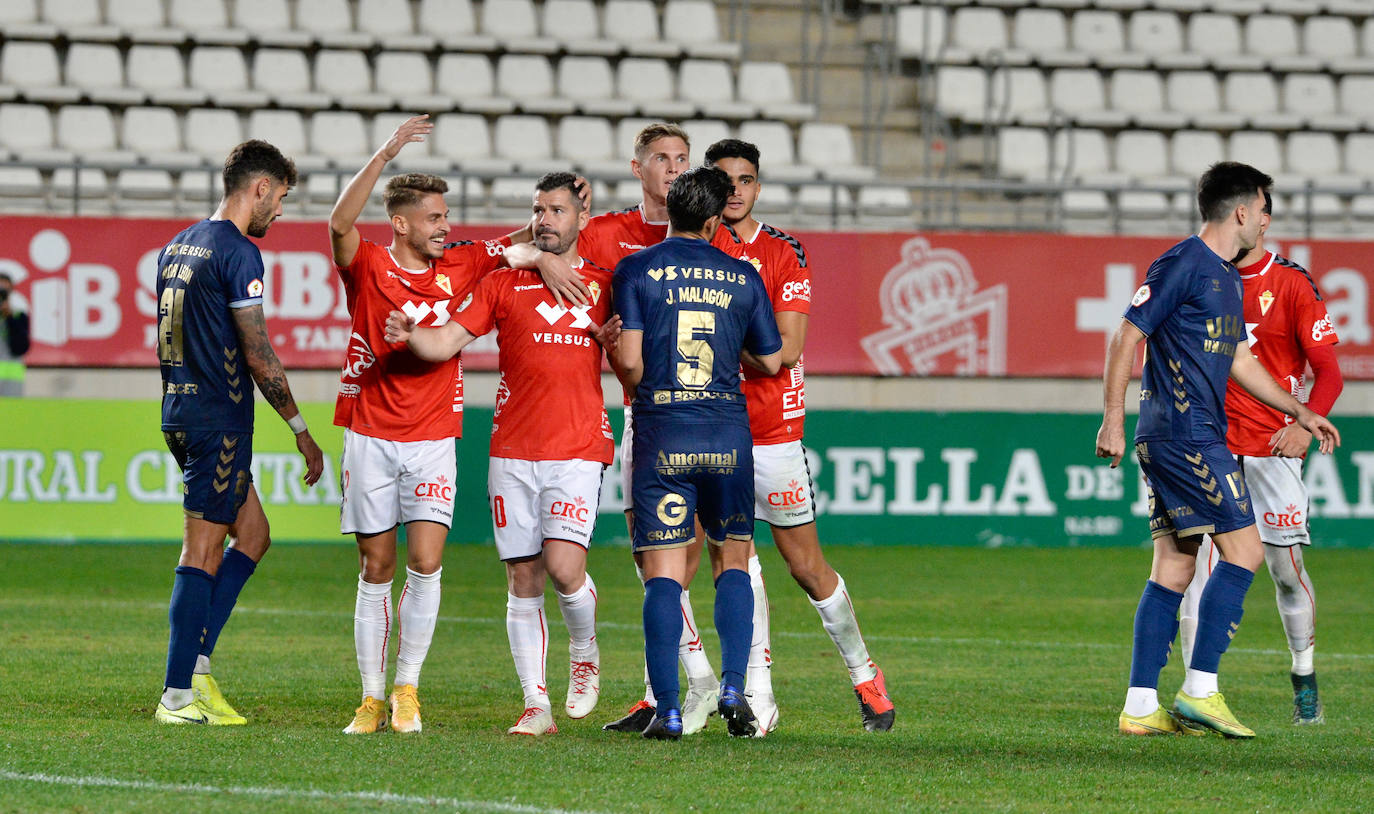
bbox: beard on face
[246,199,277,237]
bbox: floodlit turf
[1,543,1371,812]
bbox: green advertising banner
[2,399,1372,547]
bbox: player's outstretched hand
[378,114,432,163]
[1269,424,1313,458]
[1296,408,1340,455]
[1095,419,1126,468]
[591,314,622,351]
[385,309,416,345]
[297,430,324,486]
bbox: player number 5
[676,309,715,389]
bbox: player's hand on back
[1269,424,1313,458]
[297,430,324,486]
[378,114,433,163]
[384,309,416,345]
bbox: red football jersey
[453,259,615,463]
[333,237,508,442]
[1226,251,1339,457]
[713,221,812,444]
[578,205,668,270]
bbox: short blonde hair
[634,123,690,161]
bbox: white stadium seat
[418,0,498,51]
[739,120,815,182]
[1071,10,1147,68]
[1,42,81,103]
[1246,14,1320,73]
[1170,130,1224,177]
[997,127,1050,180]
[493,114,561,173]
[991,67,1051,127]
[481,0,559,54]
[0,103,62,158]
[41,0,118,42]
[1165,70,1244,131]
[1286,132,1345,186]
[64,43,144,106]
[1282,73,1351,131]
[662,0,740,60]
[1227,131,1284,177]
[614,117,657,158]
[310,111,371,164]
[895,5,948,61]
[1128,10,1204,69]
[1338,75,1374,125]
[615,58,694,120]
[1012,9,1087,68]
[431,112,512,175]
[127,45,207,106]
[603,0,679,58]
[799,122,874,182]
[1345,133,1374,182]
[253,49,331,110]
[1109,71,1186,130]
[497,54,576,115]
[56,105,134,164]
[370,111,449,174]
[935,67,990,123]
[1050,69,1129,129]
[359,0,436,50]
[679,60,755,120]
[375,52,453,113]
[246,110,322,170]
[1113,130,1171,180]
[169,0,249,45]
[681,119,731,156]
[121,107,200,168]
[295,0,373,49]
[437,54,515,115]
[556,56,635,117]
[1188,13,1261,72]
[737,62,815,122]
[234,0,312,47]
[188,46,269,108]
[946,7,1018,65]
[314,50,391,110]
[1053,128,1114,181]
[108,0,184,44]
[543,0,618,56]
[1223,72,1301,130]
[556,115,623,177]
[185,108,244,162]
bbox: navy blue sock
[165,566,214,690]
[200,548,258,658]
[713,568,753,690]
[1128,581,1183,689]
[643,577,683,712]
[1190,560,1254,673]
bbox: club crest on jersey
[247,278,263,297]
[742,255,763,272]
[435,272,452,296]
[1132,284,1151,306]
[1257,289,1274,315]
[588,280,602,305]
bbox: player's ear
[255,175,272,202]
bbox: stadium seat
[1011,9,1088,68]
[1283,73,1351,131]
[481,0,559,54]
[491,174,547,209]
[615,58,694,120]
[497,54,576,115]
[946,6,1025,66]
[738,120,816,182]
[52,166,111,204]
[1170,130,1224,178]
[114,167,177,207]
[1222,72,1283,125]
[1165,70,1242,131]
[42,0,120,42]
[751,181,792,215]
[603,0,679,58]
[493,114,562,174]
[437,54,515,115]
[247,109,325,170]
[295,0,374,49]
[1227,131,1284,180]
[188,47,269,109]
[431,112,513,176]
[894,5,948,61]
[127,45,208,107]
[1246,14,1320,73]
[934,66,991,124]
[1338,75,1374,126]
[55,105,134,166]
[314,50,391,111]
[375,52,453,113]
[737,62,816,122]
[0,103,65,160]
[107,0,185,44]
[1070,10,1147,69]
[184,108,245,163]
[1286,132,1348,188]
[234,0,312,47]
[678,60,755,120]
[1345,133,1374,183]
[64,43,145,106]
[1127,10,1203,70]
[1053,128,1115,182]
[991,67,1051,127]
[543,0,618,56]
[1187,13,1261,72]
[310,111,371,166]
[1049,69,1128,129]
[857,186,913,217]
[1,42,81,104]
[359,0,436,50]
[121,107,201,169]
[169,0,250,45]
[799,122,875,182]
[1109,70,1185,130]
[369,111,451,174]
[1112,130,1172,181]
[798,183,854,217]
[662,0,741,60]
[252,49,331,110]
[681,119,731,156]
[1304,16,1363,69]
[556,115,624,177]
[613,116,656,159]
[418,0,498,52]
[555,56,634,118]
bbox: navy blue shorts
[164,430,254,525]
[630,420,755,551]
[1136,438,1254,540]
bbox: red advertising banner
[4,215,1372,378]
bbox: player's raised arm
[231,304,324,485]
[328,114,433,267]
[384,309,477,362]
[1230,341,1340,453]
[1096,318,1146,468]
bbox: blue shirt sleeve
[612,258,644,331]
[1123,252,1191,337]
[743,267,782,356]
[225,241,266,309]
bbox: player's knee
[407,551,442,575]
[360,553,397,582]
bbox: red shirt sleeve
[452,269,506,338]
[771,237,812,315]
[1306,344,1343,416]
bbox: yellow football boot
[1173,691,1256,739]
[342,696,388,734]
[1118,706,1207,736]
[390,684,423,734]
[192,673,247,725]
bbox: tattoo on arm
[232,305,300,418]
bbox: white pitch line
[0,769,602,814]
[4,596,1374,661]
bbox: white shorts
[753,440,817,528]
[489,457,607,560]
[619,404,634,509]
[340,428,456,534]
[1236,453,1310,547]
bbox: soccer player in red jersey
[581,124,724,735]
[386,172,616,737]
[329,116,583,735]
[704,139,893,734]
[1179,192,1342,725]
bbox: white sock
[811,574,877,685]
[194,654,211,676]
[556,573,598,662]
[745,555,773,696]
[1182,668,1219,698]
[679,589,716,686]
[1123,686,1159,717]
[161,687,194,709]
[1292,646,1314,675]
[1178,536,1213,667]
[394,567,442,689]
[1264,543,1317,674]
[507,593,550,711]
[354,577,393,701]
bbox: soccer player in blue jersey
[1096,162,1339,739]
[610,166,783,740]
[154,140,325,724]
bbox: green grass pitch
[1,543,1371,812]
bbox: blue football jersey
[1125,236,1246,443]
[614,236,782,424]
[157,219,267,432]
